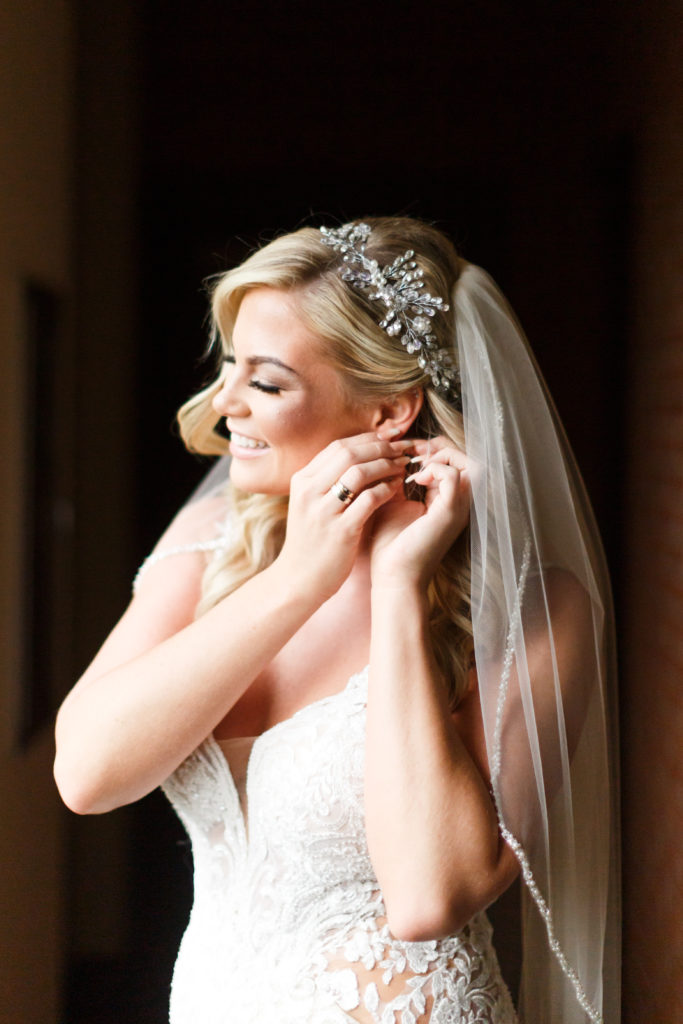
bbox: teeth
[231,432,268,449]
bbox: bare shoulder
[145,489,231,554]
[131,488,233,629]
[77,491,231,688]
[133,489,230,591]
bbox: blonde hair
[178,217,473,706]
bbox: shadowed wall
[622,3,683,1019]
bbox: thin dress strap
[132,537,229,593]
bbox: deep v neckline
[205,666,368,841]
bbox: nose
[212,370,249,418]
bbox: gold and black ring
[331,480,355,505]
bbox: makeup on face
[212,287,376,494]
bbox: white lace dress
[162,666,517,1023]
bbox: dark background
[65,1,646,1019]
[135,0,636,556]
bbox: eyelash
[222,357,282,395]
[248,380,281,395]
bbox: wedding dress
[162,665,518,1024]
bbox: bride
[54,218,619,1023]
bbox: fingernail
[405,472,422,484]
[408,455,423,464]
[383,427,402,438]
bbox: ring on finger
[330,479,356,505]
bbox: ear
[370,388,424,438]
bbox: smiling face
[211,287,377,495]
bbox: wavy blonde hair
[178,217,473,706]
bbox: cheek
[269,405,308,442]
[265,405,323,463]
[273,396,325,434]
[267,391,360,458]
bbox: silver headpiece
[320,222,460,401]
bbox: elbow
[54,707,123,814]
[386,893,478,943]
[53,754,105,815]
[53,741,123,815]
[386,856,521,942]
[54,775,92,816]
[54,733,160,815]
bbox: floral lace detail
[162,668,517,1024]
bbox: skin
[54,286,518,940]
[216,287,385,497]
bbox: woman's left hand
[369,436,471,590]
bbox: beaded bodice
[162,667,517,1023]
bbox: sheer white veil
[455,264,620,1023]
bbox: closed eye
[248,379,281,395]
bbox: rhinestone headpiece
[320,222,460,400]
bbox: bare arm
[55,545,321,814]
[365,440,518,941]
[54,435,409,815]
[366,585,519,941]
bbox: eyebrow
[246,355,300,376]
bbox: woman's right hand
[277,432,411,600]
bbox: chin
[228,464,290,497]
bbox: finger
[409,436,450,458]
[426,466,472,520]
[409,444,468,473]
[301,435,412,480]
[333,455,409,496]
[339,476,405,529]
[405,460,455,484]
[429,461,463,497]
[406,461,468,499]
[328,457,409,514]
[317,454,409,502]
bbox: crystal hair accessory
[320,222,460,401]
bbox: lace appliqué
[162,669,517,1024]
[324,910,515,1023]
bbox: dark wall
[136,0,640,565]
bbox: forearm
[55,559,319,814]
[365,585,504,940]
